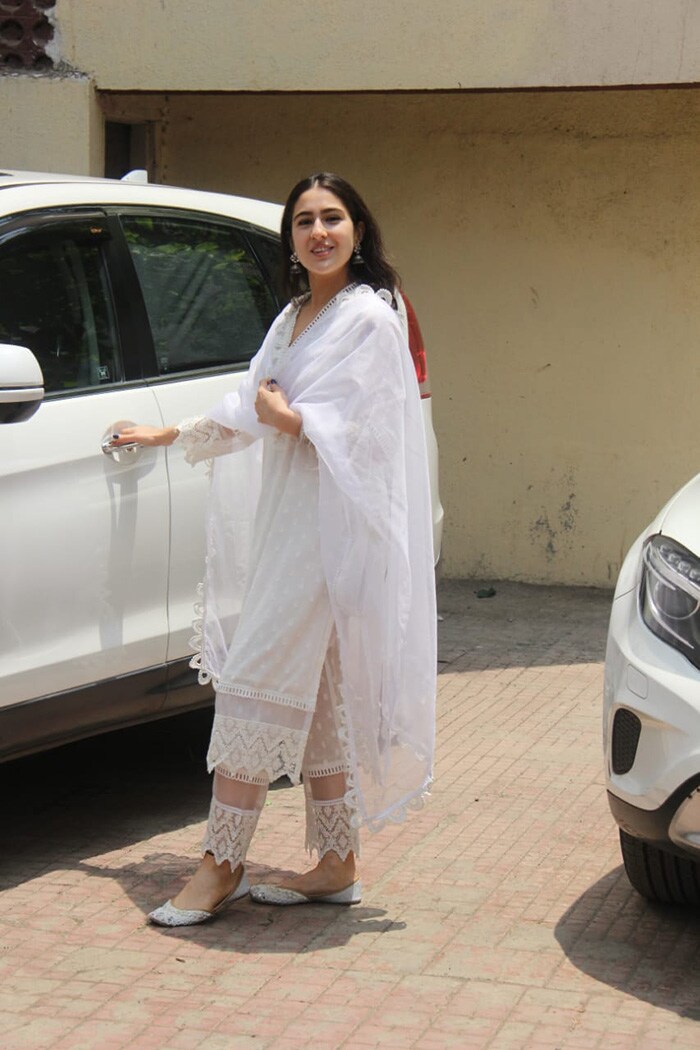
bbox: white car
[0,170,443,762]
[604,473,700,904]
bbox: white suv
[0,171,443,762]
[605,473,700,905]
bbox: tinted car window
[247,229,285,305]
[0,223,120,394]
[121,215,277,375]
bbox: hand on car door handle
[101,421,142,463]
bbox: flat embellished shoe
[148,869,250,927]
[249,879,362,906]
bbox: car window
[247,229,284,305]
[120,215,277,376]
[0,223,121,395]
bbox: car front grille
[611,707,642,775]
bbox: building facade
[4,1,700,586]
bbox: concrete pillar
[0,74,103,175]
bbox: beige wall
[4,76,700,585]
[0,75,103,175]
[105,87,700,587]
[57,0,700,91]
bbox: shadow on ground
[0,577,613,952]
[0,705,216,880]
[0,708,406,952]
[438,578,612,671]
[555,864,700,1019]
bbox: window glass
[0,225,120,394]
[121,215,277,375]
[247,230,285,305]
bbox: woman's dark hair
[280,172,401,302]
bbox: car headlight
[641,535,700,668]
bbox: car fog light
[640,536,700,669]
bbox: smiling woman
[281,171,401,307]
[292,189,357,279]
[112,172,436,929]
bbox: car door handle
[101,421,143,463]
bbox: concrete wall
[57,0,700,91]
[5,0,700,587]
[103,87,700,587]
[0,74,103,175]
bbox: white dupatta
[198,284,436,829]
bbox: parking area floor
[2,579,700,1049]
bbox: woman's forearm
[161,425,180,445]
[274,407,303,438]
[111,424,179,447]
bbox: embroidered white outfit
[179,283,436,864]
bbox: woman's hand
[255,379,302,438]
[110,424,179,448]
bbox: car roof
[0,170,283,234]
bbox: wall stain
[559,490,577,533]
[531,514,557,560]
[530,472,578,561]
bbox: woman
[112,173,436,927]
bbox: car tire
[619,829,700,905]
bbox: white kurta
[205,426,335,787]
[182,283,436,832]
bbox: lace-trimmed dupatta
[202,285,436,829]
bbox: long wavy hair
[280,172,401,303]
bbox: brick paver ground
[2,579,700,1049]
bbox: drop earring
[290,252,302,274]
[352,242,364,265]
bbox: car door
[0,212,171,717]
[116,210,280,669]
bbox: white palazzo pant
[201,637,360,870]
[197,430,360,871]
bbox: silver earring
[290,252,302,274]
[352,242,364,265]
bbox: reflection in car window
[247,230,284,305]
[0,225,120,395]
[121,215,277,375]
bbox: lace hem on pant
[206,714,309,786]
[201,798,260,868]
[305,797,360,861]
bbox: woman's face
[290,186,362,284]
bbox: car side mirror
[0,344,45,423]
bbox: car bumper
[604,573,700,857]
[608,780,700,859]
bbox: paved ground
[2,579,700,1049]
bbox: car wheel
[620,829,700,905]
